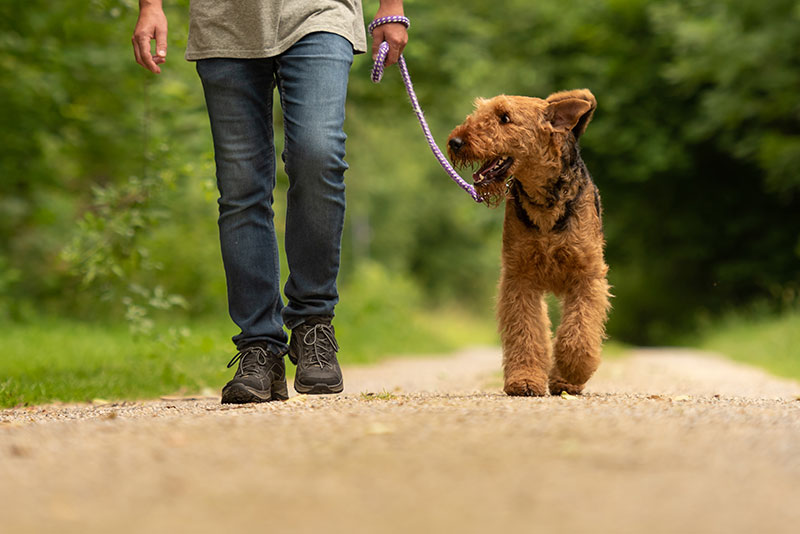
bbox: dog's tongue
[474,157,514,183]
[473,159,499,182]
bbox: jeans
[196,32,354,354]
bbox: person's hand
[132,4,168,74]
[371,7,409,67]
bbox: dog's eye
[499,113,511,124]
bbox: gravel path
[1,347,799,533]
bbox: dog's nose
[448,136,465,153]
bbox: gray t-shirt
[185,0,368,60]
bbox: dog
[448,89,610,396]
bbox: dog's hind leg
[498,276,552,396]
[550,277,611,395]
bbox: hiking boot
[221,344,289,403]
[288,316,344,394]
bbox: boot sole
[221,382,289,404]
[294,378,344,395]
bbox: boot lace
[227,346,269,376]
[302,324,339,369]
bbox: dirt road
[2,347,799,533]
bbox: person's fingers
[132,36,144,67]
[383,25,408,66]
[386,45,400,66]
[137,36,160,73]
[370,23,408,66]
[155,23,168,60]
[371,30,382,60]
[394,36,408,58]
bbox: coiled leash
[369,16,482,203]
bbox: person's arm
[132,0,168,74]
[371,0,408,67]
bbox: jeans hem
[237,338,290,357]
[284,313,335,330]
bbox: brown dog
[448,90,610,396]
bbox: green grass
[600,340,630,359]
[359,390,398,401]
[695,308,800,381]
[336,304,498,364]
[0,319,230,408]
[0,309,497,408]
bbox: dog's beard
[470,156,515,208]
[476,180,509,207]
[450,153,513,208]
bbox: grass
[0,319,231,408]
[698,309,800,378]
[336,304,498,364]
[600,340,630,359]
[694,308,800,381]
[0,308,497,408]
[359,390,398,401]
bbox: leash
[369,16,482,203]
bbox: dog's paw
[548,378,585,396]
[504,377,549,397]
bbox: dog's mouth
[473,156,514,186]
[469,156,514,206]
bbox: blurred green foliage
[694,304,800,381]
[1,0,798,344]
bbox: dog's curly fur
[448,89,611,396]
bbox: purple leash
[369,16,482,203]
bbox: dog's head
[447,89,596,206]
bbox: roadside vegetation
[0,303,497,408]
[694,307,800,382]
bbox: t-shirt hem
[185,27,367,61]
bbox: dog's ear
[545,89,596,138]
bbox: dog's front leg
[550,277,611,395]
[498,273,552,396]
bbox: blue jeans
[196,32,353,354]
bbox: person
[132,0,408,403]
